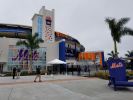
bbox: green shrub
[126,66,132,69]
[1,71,37,76]
[95,71,109,80]
[99,66,104,70]
[20,71,37,76]
[127,71,133,76]
[20,71,28,76]
[2,72,12,76]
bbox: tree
[108,51,117,59]
[16,33,44,73]
[125,50,133,70]
[125,50,133,58]
[105,17,133,57]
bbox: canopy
[47,59,67,64]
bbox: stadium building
[0,6,104,73]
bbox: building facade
[0,6,104,72]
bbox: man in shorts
[34,66,42,82]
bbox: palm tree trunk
[28,50,32,73]
[114,40,118,57]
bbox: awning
[47,59,67,64]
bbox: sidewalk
[0,75,88,85]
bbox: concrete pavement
[0,75,87,85]
[0,75,133,100]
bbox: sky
[0,0,133,58]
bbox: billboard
[78,52,104,66]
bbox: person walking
[77,65,81,76]
[34,66,42,82]
[12,66,16,79]
[16,67,21,79]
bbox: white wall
[0,37,20,71]
[46,42,59,64]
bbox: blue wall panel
[59,41,66,61]
[101,52,105,66]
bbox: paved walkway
[0,75,133,100]
[0,75,87,85]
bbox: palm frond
[35,38,44,44]
[117,18,130,27]
[125,50,133,57]
[16,33,44,50]
[33,33,39,41]
[125,54,129,57]
[127,50,131,54]
[122,27,133,36]
[16,40,29,48]
[107,51,115,58]
[105,18,116,31]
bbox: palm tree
[16,33,44,73]
[125,50,133,70]
[108,51,117,59]
[125,50,133,57]
[105,17,133,57]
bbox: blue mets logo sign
[12,48,39,61]
[111,62,123,69]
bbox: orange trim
[92,53,95,60]
[99,52,102,66]
[84,53,86,60]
